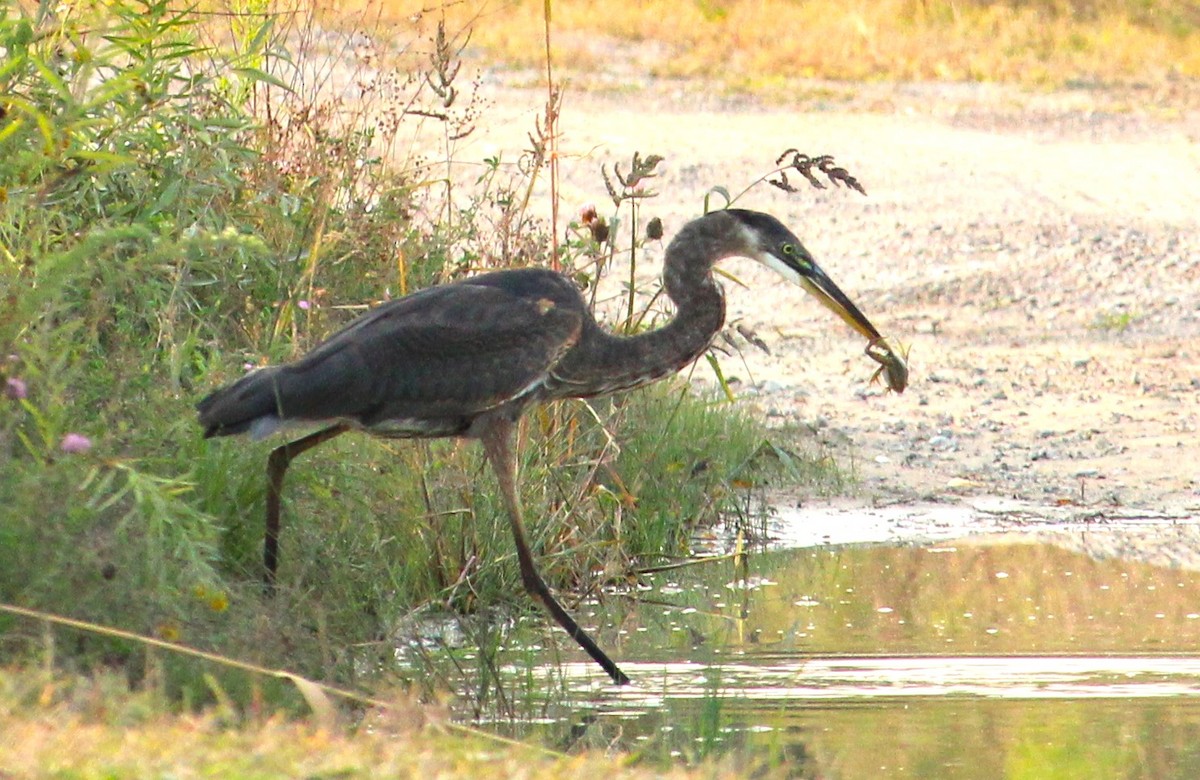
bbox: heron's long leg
[265,424,350,587]
[478,417,631,686]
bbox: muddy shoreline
[430,75,1200,552]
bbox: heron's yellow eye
[781,243,811,270]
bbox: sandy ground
[429,74,1200,552]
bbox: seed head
[590,217,610,244]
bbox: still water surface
[405,526,1200,777]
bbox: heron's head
[728,209,882,343]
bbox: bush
[0,1,819,700]
[0,0,433,675]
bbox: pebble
[756,380,786,394]
[929,434,956,451]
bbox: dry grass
[0,669,741,779]
[317,0,1199,87]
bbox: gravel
[463,76,1200,554]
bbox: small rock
[929,434,955,451]
[757,380,785,394]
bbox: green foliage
[0,0,260,669]
[606,387,771,556]
[0,0,838,706]
[1089,308,1138,333]
[0,0,422,674]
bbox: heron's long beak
[797,263,883,343]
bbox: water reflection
[402,537,1200,777]
[520,677,1200,778]
[611,540,1200,658]
[555,656,1200,700]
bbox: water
[398,512,1200,777]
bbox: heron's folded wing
[198,279,582,435]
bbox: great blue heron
[197,208,892,686]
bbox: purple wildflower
[297,300,311,310]
[5,377,26,400]
[60,433,92,454]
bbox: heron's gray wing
[198,278,583,436]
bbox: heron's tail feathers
[196,367,287,439]
[198,347,377,438]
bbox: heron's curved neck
[555,214,746,396]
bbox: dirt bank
[464,77,1200,530]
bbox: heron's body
[198,209,893,686]
[199,269,586,441]
[199,211,750,441]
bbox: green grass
[1088,309,1139,333]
